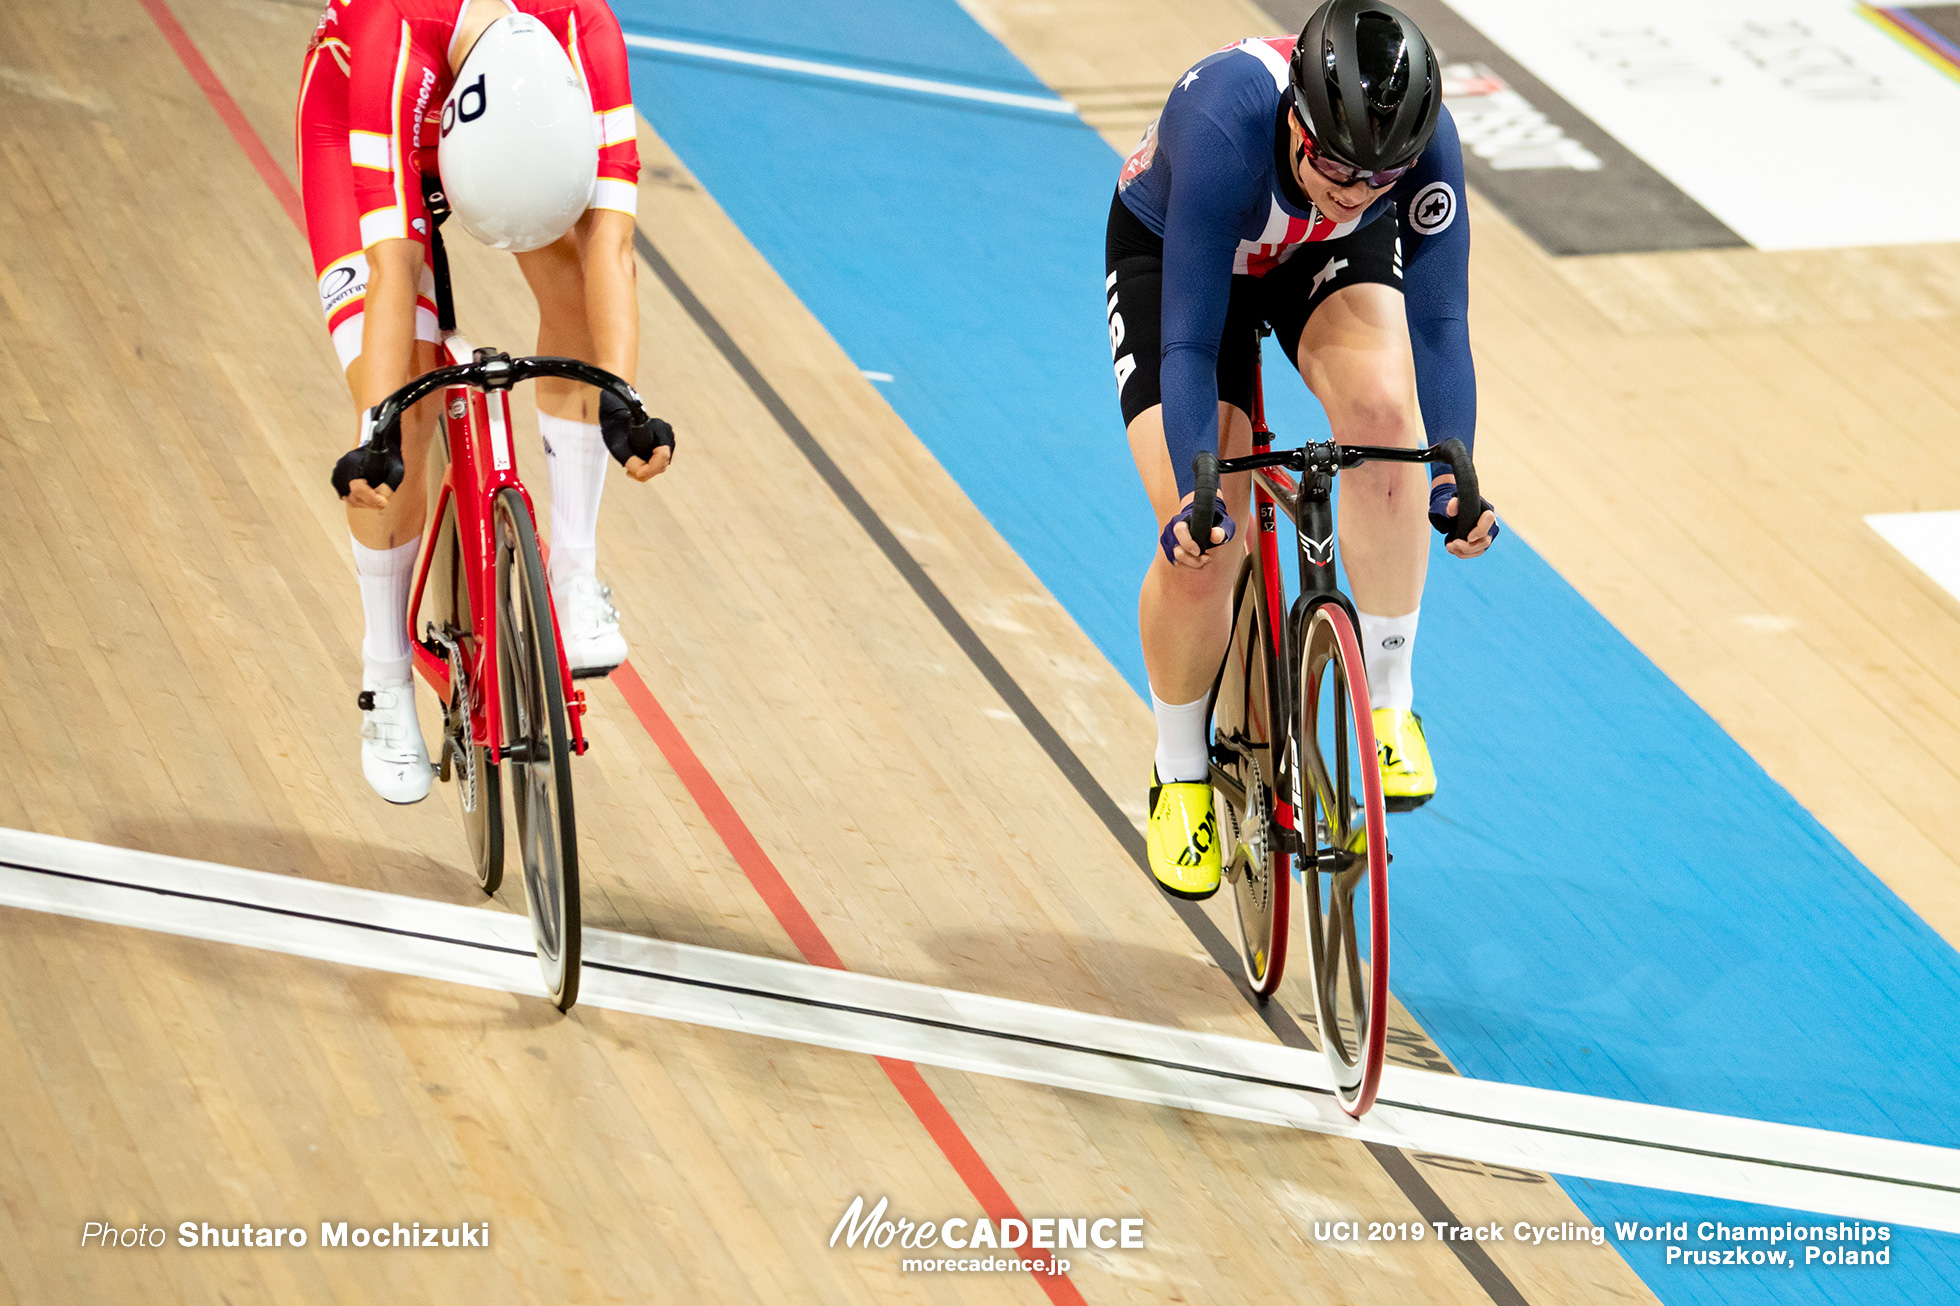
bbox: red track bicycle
[1203,331,1479,1116]
[354,343,652,1011]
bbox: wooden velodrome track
[2,0,1957,1303]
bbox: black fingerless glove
[599,388,676,467]
[1159,497,1238,564]
[1428,478,1499,544]
[331,408,405,498]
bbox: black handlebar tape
[1433,438,1480,544]
[1191,450,1221,554]
[367,393,413,454]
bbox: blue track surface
[614,3,1960,1300]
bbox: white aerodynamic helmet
[437,13,598,253]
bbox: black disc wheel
[1209,557,1289,996]
[1296,601,1390,1117]
[493,488,580,1010]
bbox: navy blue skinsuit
[1118,37,1474,494]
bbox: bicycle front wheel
[1296,601,1389,1117]
[493,488,580,1010]
[1209,556,1288,995]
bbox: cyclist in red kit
[298,0,672,803]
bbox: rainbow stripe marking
[1862,4,1960,81]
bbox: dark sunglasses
[1291,110,1415,190]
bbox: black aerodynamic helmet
[1290,0,1442,172]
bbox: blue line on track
[614,4,1960,1300]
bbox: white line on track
[620,33,1077,115]
[4,826,1958,1234]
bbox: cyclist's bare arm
[580,210,664,481]
[342,236,428,512]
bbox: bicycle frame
[1240,359,1302,854]
[405,336,589,761]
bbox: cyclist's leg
[1291,283,1427,617]
[1130,402,1257,709]
[1273,227,1436,805]
[516,230,604,579]
[514,207,641,672]
[1131,400,1257,897]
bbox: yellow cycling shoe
[1373,708,1437,812]
[1146,770,1222,900]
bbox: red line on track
[614,665,1086,1306]
[136,0,307,231]
[609,664,843,969]
[142,6,1083,1297]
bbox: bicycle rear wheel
[429,496,503,895]
[449,667,503,895]
[1209,556,1288,995]
[1296,601,1390,1117]
[493,488,580,1010]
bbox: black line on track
[1368,1144,1530,1306]
[627,226,1532,1303]
[11,856,1954,1202]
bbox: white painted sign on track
[1445,0,1960,249]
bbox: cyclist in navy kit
[1108,0,1498,899]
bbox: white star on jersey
[1179,70,1200,91]
[1310,256,1349,296]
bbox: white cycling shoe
[556,572,628,677]
[359,680,433,804]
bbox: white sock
[1357,608,1419,712]
[541,411,606,588]
[351,534,420,686]
[1150,688,1211,783]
